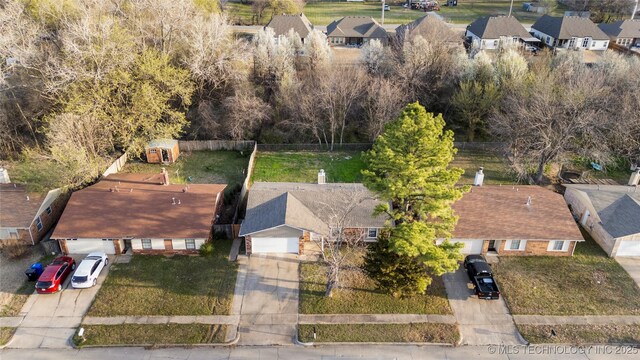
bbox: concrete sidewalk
[298,314,456,324]
[513,315,640,325]
[82,315,239,325]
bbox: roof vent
[318,169,326,185]
[474,167,484,186]
[161,167,170,186]
[172,197,176,205]
[526,196,532,206]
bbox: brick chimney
[318,169,326,184]
[161,167,170,185]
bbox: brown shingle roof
[51,173,225,239]
[265,13,313,38]
[326,16,388,39]
[452,185,583,241]
[467,16,532,39]
[0,184,44,228]
[598,20,640,39]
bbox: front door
[164,239,173,250]
[488,240,496,252]
[161,149,169,162]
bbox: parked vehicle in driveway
[35,256,76,294]
[464,255,500,300]
[71,252,108,288]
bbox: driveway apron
[238,254,299,346]
[444,266,524,346]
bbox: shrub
[0,239,31,259]
[199,242,215,257]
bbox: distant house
[145,139,179,164]
[396,14,461,45]
[531,15,609,50]
[51,172,225,255]
[265,13,314,43]
[448,185,584,256]
[239,179,386,255]
[564,182,640,257]
[465,16,540,50]
[326,16,388,46]
[0,184,66,246]
[598,19,640,48]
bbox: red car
[35,256,76,294]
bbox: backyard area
[75,324,228,346]
[299,250,452,315]
[493,228,640,316]
[86,239,237,316]
[298,323,459,344]
[224,1,565,25]
[452,148,516,185]
[252,151,365,183]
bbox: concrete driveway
[443,265,524,346]
[7,254,113,349]
[615,257,640,288]
[238,254,299,346]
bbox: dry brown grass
[298,323,459,344]
[518,324,640,345]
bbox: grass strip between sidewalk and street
[0,327,16,346]
[74,324,228,346]
[298,323,459,344]
[518,324,640,345]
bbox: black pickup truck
[463,255,501,300]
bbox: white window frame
[142,239,152,250]
[547,240,570,252]
[185,239,196,250]
[506,239,526,251]
[149,149,157,154]
[582,37,590,48]
[35,216,43,231]
[366,228,379,240]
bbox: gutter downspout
[28,225,35,245]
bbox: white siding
[617,240,640,257]
[132,239,142,250]
[173,240,186,250]
[195,239,205,249]
[65,238,116,254]
[151,239,165,250]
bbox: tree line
[1,0,639,190]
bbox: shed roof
[467,16,532,39]
[598,20,640,39]
[51,173,225,239]
[452,185,584,241]
[265,13,313,38]
[326,16,388,39]
[147,139,178,149]
[532,15,609,40]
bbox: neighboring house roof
[265,13,313,38]
[598,19,640,39]
[326,16,388,39]
[565,184,640,238]
[466,16,533,40]
[147,139,178,149]
[51,173,226,239]
[452,185,584,241]
[396,14,460,43]
[240,182,386,236]
[532,15,609,40]
[0,184,45,228]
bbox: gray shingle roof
[240,182,386,236]
[326,17,388,39]
[265,13,313,38]
[598,20,640,39]
[466,16,532,39]
[565,185,640,238]
[147,139,178,149]
[532,15,609,40]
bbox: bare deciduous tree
[363,77,405,140]
[223,87,272,139]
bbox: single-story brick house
[51,172,225,255]
[598,19,640,49]
[239,180,386,255]
[465,15,540,50]
[326,16,388,46]
[447,185,584,256]
[145,139,180,164]
[564,183,640,257]
[0,184,66,245]
[531,15,609,50]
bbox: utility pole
[382,0,385,24]
[633,0,639,20]
[508,0,514,17]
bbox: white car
[71,252,108,288]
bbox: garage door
[252,237,299,254]
[617,241,640,257]
[456,240,485,254]
[65,239,116,255]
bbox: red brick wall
[132,249,198,255]
[28,192,68,244]
[497,240,575,257]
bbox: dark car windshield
[36,281,53,289]
[72,276,88,283]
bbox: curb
[294,333,455,347]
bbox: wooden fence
[256,143,373,152]
[179,140,256,152]
[213,224,241,239]
[101,152,128,178]
[235,142,258,223]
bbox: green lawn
[298,323,460,344]
[75,324,228,346]
[123,150,250,188]
[493,229,640,316]
[452,149,516,185]
[252,151,365,183]
[299,250,452,314]
[518,324,640,345]
[87,240,237,316]
[0,254,55,317]
[0,327,16,346]
[224,1,565,26]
